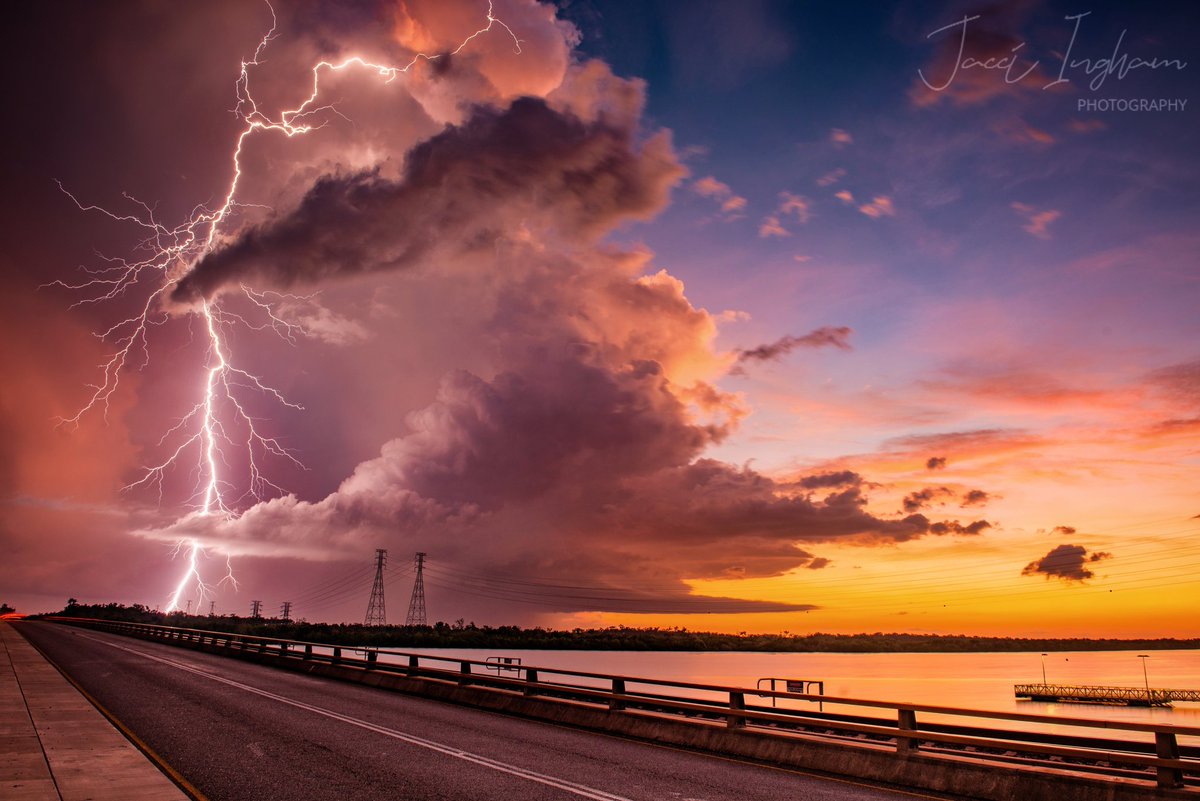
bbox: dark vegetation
[40,601,1200,653]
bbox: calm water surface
[384,648,1200,742]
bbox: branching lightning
[54,1,521,612]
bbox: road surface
[18,623,958,801]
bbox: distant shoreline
[39,603,1200,653]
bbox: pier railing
[47,618,1200,793]
[1016,683,1200,706]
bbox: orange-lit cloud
[858,195,895,218]
[1011,201,1060,239]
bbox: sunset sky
[1,0,1196,637]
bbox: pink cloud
[858,196,895,218]
[1011,202,1061,239]
[691,175,747,221]
[758,215,789,238]
[816,168,846,187]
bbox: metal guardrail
[48,618,1200,791]
[757,677,824,710]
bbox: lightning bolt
[53,1,522,613]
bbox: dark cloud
[928,520,991,536]
[926,456,947,470]
[902,486,953,512]
[794,470,863,490]
[733,326,852,372]
[1051,525,1077,536]
[806,557,832,570]
[1022,544,1111,582]
[173,97,682,302]
[961,489,990,507]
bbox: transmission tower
[365,549,388,626]
[280,601,292,622]
[405,552,427,626]
[250,599,262,619]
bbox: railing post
[279,641,288,656]
[332,647,342,665]
[303,644,313,661]
[897,708,919,753]
[610,678,626,711]
[524,668,539,696]
[366,651,377,670]
[407,655,419,677]
[1156,732,1184,788]
[728,691,746,728]
[459,661,471,685]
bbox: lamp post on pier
[1137,654,1150,692]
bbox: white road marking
[78,632,632,801]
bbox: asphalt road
[18,622,958,801]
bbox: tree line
[40,601,1200,653]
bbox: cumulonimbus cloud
[140,35,989,617]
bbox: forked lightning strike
[55,1,521,613]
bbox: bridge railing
[47,617,1200,791]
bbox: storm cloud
[173,96,681,302]
[1022,544,1112,582]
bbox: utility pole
[405,552,427,626]
[280,601,292,622]
[365,549,387,626]
[209,601,216,617]
[251,599,262,619]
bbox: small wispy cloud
[691,175,748,221]
[830,128,853,147]
[1011,202,1061,239]
[816,167,846,187]
[759,215,788,238]
[858,195,895,218]
[759,191,810,237]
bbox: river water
[381,647,1200,743]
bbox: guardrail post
[366,651,377,670]
[303,644,313,661]
[525,668,539,696]
[1156,732,1184,788]
[897,709,919,753]
[332,647,342,665]
[728,692,746,728]
[610,679,626,711]
[459,661,471,685]
[407,655,419,677]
